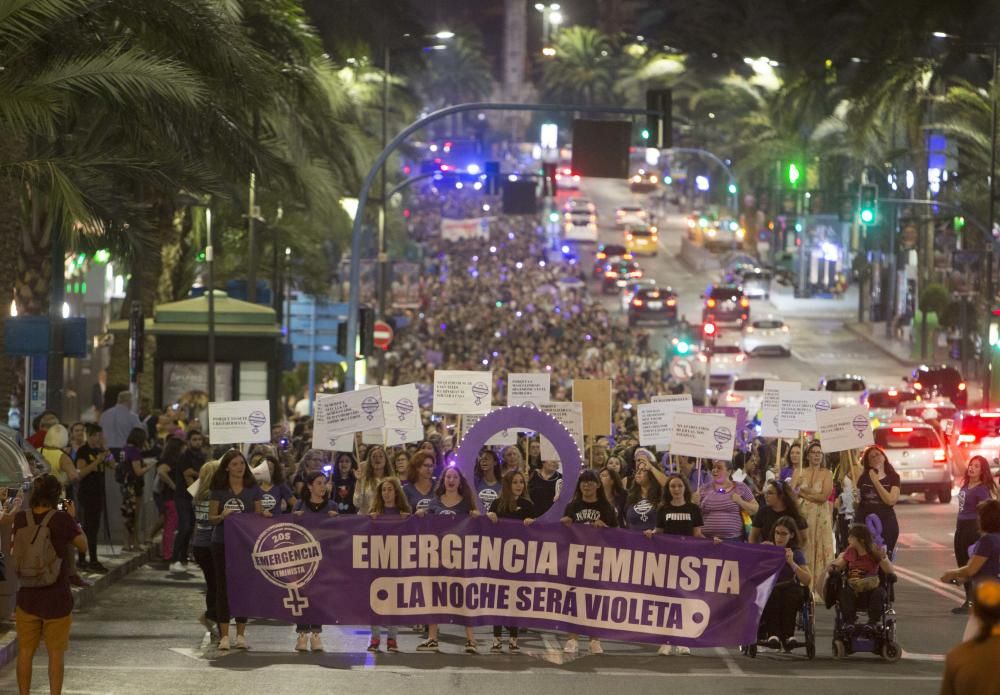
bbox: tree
[541,26,616,106]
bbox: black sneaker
[464,640,478,654]
[765,635,781,650]
[415,639,438,652]
[951,602,971,615]
[782,637,798,652]
[88,562,109,574]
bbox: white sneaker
[310,633,323,652]
[218,635,230,651]
[295,633,309,652]
[674,646,691,655]
[589,639,603,655]
[169,561,185,573]
[658,644,675,656]
[235,635,248,650]
[563,637,579,654]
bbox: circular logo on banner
[454,405,583,523]
[251,523,323,616]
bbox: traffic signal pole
[343,101,668,390]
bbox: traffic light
[787,162,802,188]
[671,338,691,355]
[702,322,717,348]
[541,162,557,196]
[728,183,738,195]
[859,184,878,224]
[645,89,672,149]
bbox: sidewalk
[844,321,920,368]
[0,541,160,670]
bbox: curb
[844,321,919,368]
[0,542,160,670]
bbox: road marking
[897,533,947,549]
[714,646,743,675]
[902,650,946,662]
[894,565,966,602]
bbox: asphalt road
[0,179,967,694]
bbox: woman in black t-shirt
[749,480,808,544]
[655,474,704,539]
[487,470,535,652]
[855,446,901,557]
[528,459,562,516]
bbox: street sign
[373,320,393,351]
[670,357,694,381]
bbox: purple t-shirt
[293,498,336,515]
[699,482,754,540]
[475,479,501,511]
[210,486,263,543]
[427,497,471,517]
[624,496,659,532]
[972,533,1000,582]
[260,483,294,515]
[403,481,436,514]
[958,484,992,521]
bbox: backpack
[13,510,63,587]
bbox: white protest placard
[310,416,357,451]
[361,428,385,446]
[777,390,830,433]
[461,411,518,446]
[816,405,874,453]
[640,395,694,448]
[670,411,737,460]
[760,380,801,437]
[384,425,424,447]
[539,401,584,460]
[313,387,385,439]
[433,370,493,414]
[507,373,551,407]
[380,384,420,430]
[207,400,271,444]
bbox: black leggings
[211,542,246,625]
[839,584,886,624]
[493,625,519,639]
[77,490,103,563]
[861,511,899,558]
[761,581,800,640]
[955,518,980,601]
[193,544,217,622]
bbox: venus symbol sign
[360,396,381,422]
[471,382,490,406]
[852,415,869,439]
[248,410,267,435]
[713,426,732,451]
[394,398,414,422]
[251,523,322,617]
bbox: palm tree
[541,26,616,106]
[417,31,494,135]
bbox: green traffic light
[728,183,737,195]
[787,163,801,186]
[676,341,690,355]
[860,209,875,224]
[548,211,559,222]
[641,128,650,140]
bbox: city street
[0,504,961,695]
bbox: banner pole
[797,432,805,471]
[775,438,783,478]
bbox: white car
[721,374,779,420]
[563,211,598,242]
[621,278,658,312]
[817,374,867,408]
[564,197,596,214]
[741,316,791,356]
[556,166,580,190]
[615,204,648,227]
[874,418,952,503]
[700,344,747,378]
[703,218,746,251]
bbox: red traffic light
[703,323,717,336]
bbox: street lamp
[535,3,563,45]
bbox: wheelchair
[741,583,816,659]
[825,569,900,662]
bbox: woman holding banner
[487,470,536,652]
[208,449,263,651]
[257,454,295,515]
[760,516,811,650]
[354,445,393,515]
[792,441,834,598]
[416,467,480,653]
[527,459,562,517]
[291,471,337,651]
[599,466,627,525]
[623,459,662,533]
[331,452,358,515]
[856,445,901,557]
[699,459,758,542]
[473,449,503,511]
[368,479,411,652]
[403,452,437,513]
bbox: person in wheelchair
[759,516,812,650]
[829,523,895,629]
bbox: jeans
[192,544,217,622]
[171,497,194,563]
[371,625,398,640]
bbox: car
[896,398,958,434]
[555,166,580,190]
[703,218,746,251]
[906,365,967,409]
[564,197,596,214]
[628,287,678,325]
[702,285,750,327]
[699,344,747,378]
[736,267,772,299]
[624,224,659,256]
[817,374,867,408]
[629,169,660,193]
[720,374,780,421]
[865,387,918,425]
[873,418,952,503]
[621,278,658,312]
[948,410,1000,478]
[593,244,632,277]
[686,211,713,242]
[615,204,648,227]
[741,315,791,356]
[563,210,598,242]
[601,260,643,294]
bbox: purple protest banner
[696,405,750,452]
[226,515,785,646]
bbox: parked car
[628,287,678,325]
[948,410,1000,478]
[624,224,659,256]
[873,418,952,503]
[601,260,643,294]
[906,365,967,409]
[593,244,632,277]
[817,374,867,408]
[702,284,750,327]
[865,386,918,425]
[741,316,791,356]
